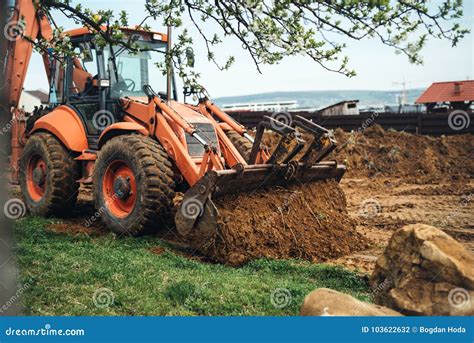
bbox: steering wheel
[122,78,136,92]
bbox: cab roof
[64,26,168,42]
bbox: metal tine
[248,116,306,165]
[294,115,330,135]
[293,115,338,165]
[267,132,305,165]
[249,116,291,164]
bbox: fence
[227,110,473,135]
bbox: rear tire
[225,130,253,163]
[19,132,79,216]
[93,134,175,235]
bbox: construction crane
[392,80,414,113]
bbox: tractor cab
[51,27,173,148]
[57,26,219,160]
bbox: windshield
[105,40,168,98]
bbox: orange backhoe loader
[4,1,345,249]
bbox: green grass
[14,216,371,316]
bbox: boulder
[300,288,402,316]
[370,224,474,316]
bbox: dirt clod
[150,246,166,255]
[46,221,106,236]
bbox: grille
[185,123,219,157]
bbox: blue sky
[24,0,473,98]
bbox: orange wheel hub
[102,160,137,218]
[26,154,47,202]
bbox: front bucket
[175,161,346,247]
[174,161,369,265]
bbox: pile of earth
[262,124,473,182]
[182,180,370,266]
[333,125,473,181]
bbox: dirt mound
[333,125,474,181]
[261,125,473,181]
[186,180,370,266]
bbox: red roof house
[416,80,474,111]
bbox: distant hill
[214,89,425,110]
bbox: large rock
[370,224,474,316]
[300,288,402,316]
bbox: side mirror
[185,47,195,68]
[79,42,94,62]
[99,79,110,87]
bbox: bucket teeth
[293,115,337,164]
[249,115,306,165]
[266,131,305,165]
[248,114,338,167]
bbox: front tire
[93,134,175,235]
[19,132,79,216]
[225,130,253,163]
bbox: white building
[318,100,359,116]
[222,100,298,112]
[19,89,48,113]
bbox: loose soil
[186,180,369,266]
[330,177,474,274]
[46,221,106,236]
[149,246,166,255]
[332,125,474,181]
